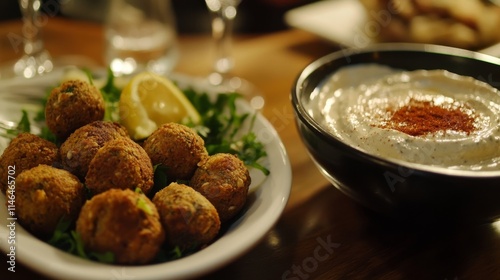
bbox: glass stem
[208,3,238,78]
[18,0,44,56]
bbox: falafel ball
[15,164,85,237]
[60,121,129,179]
[45,80,105,140]
[190,153,251,222]
[152,183,220,250]
[85,137,154,195]
[143,122,208,181]
[0,133,59,193]
[76,188,165,265]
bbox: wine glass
[13,0,53,78]
[204,0,264,110]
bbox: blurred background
[0,0,319,34]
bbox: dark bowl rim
[291,43,500,178]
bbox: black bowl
[291,43,500,224]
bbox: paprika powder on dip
[312,64,500,171]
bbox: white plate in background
[284,0,500,57]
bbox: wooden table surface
[1,17,499,280]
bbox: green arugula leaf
[3,109,58,144]
[71,231,88,259]
[34,87,52,122]
[100,67,122,122]
[0,110,31,139]
[47,217,73,249]
[17,110,31,133]
[101,67,121,103]
[39,126,57,144]
[170,246,183,259]
[48,217,115,264]
[89,251,115,264]
[152,163,169,195]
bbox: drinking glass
[205,0,264,109]
[13,0,53,78]
[105,0,179,77]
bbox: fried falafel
[60,121,129,179]
[15,164,85,237]
[45,80,105,140]
[0,133,59,193]
[152,183,220,250]
[85,137,154,195]
[143,122,208,181]
[190,153,251,223]
[76,188,165,264]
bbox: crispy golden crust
[0,133,59,193]
[85,137,154,195]
[45,80,105,140]
[15,165,84,237]
[143,122,208,180]
[60,121,129,180]
[152,183,220,249]
[76,189,165,264]
[190,153,250,223]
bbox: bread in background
[359,0,500,49]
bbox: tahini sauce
[307,64,500,171]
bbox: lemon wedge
[119,72,201,140]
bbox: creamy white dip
[307,64,500,171]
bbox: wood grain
[1,17,499,280]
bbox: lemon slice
[119,72,201,140]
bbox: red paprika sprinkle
[379,98,476,136]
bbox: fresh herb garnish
[232,116,270,175]
[34,86,52,122]
[135,187,154,215]
[101,68,122,102]
[47,217,115,264]
[136,197,153,215]
[3,108,57,144]
[0,110,31,140]
[14,109,30,133]
[100,68,122,122]
[184,89,269,175]
[169,246,183,259]
[152,163,169,194]
[153,244,201,263]
[39,126,57,144]
[47,217,74,251]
